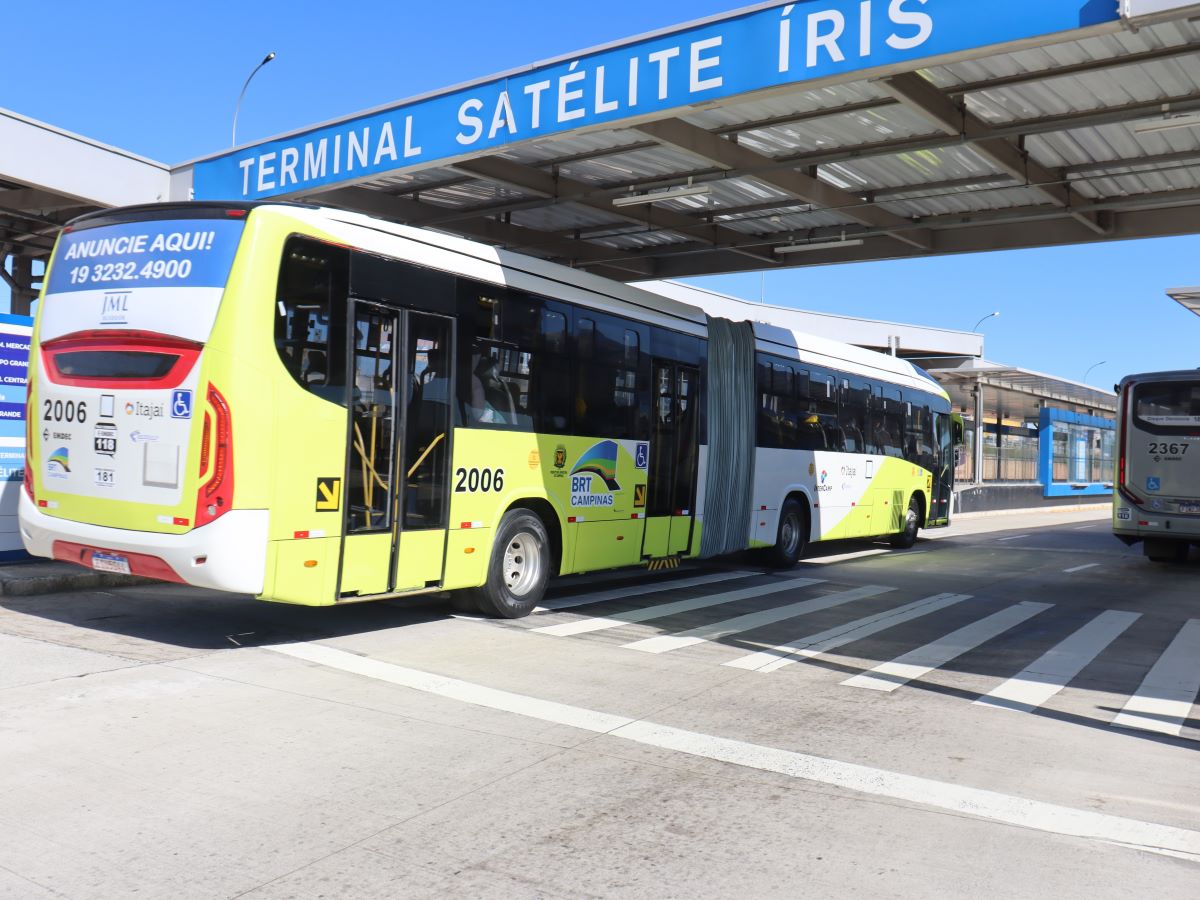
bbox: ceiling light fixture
[612,180,711,208]
[1132,113,1200,135]
[773,237,865,255]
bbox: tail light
[194,384,234,527]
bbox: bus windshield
[1134,380,1200,431]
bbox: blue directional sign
[193,0,1121,202]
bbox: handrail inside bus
[407,433,445,479]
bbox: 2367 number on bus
[1148,442,1190,456]
[454,467,505,493]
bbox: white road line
[841,601,1053,693]
[1112,619,1200,738]
[533,574,824,637]
[724,593,973,673]
[1064,563,1101,574]
[802,548,889,565]
[996,535,1031,542]
[534,570,756,613]
[622,585,893,655]
[974,610,1141,713]
[1074,524,1101,530]
[268,642,1200,861]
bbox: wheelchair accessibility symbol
[171,390,193,420]
[635,442,649,470]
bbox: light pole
[232,52,276,148]
[1084,361,1107,384]
[972,311,1001,332]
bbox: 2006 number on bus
[455,467,505,493]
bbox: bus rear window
[1134,381,1200,430]
[54,350,179,379]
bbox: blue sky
[4,0,1197,385]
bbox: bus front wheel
[473,509,551,618]
[767,498,808,569]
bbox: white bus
[22,202,959,613]
[1114,370,1200,562]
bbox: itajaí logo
[47,446,70,478]
[569,440,621,507]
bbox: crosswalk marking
[622,585,894,655]
[1112,619,1200,737]
[723,593,972,673]
[534,570,756,613]
[533,574,824,636]
[841,601,1053,693]
[801,548,890,565]
[974,610,1141,713]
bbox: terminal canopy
[178,0,1200,282]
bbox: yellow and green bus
[22,202,958,617]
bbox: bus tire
[767,498,808,569]
[890,497,921,549]
[473,509,550,618]
[1145,539,1188,564]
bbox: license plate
[91,551,131,575]
[1179,503,1200,515]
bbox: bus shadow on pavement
[0,582,458,653]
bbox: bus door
[340,303,453,598]
[929,412,954,526]
[642,362,700,558]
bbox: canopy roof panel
[219,1,1199,282]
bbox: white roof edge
[643,280,978,337]
[0,106,168,170]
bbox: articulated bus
[22,203,958,617]
[1114,371,1200,562]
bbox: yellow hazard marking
[316,477,342,512]
[646,557,680,571]
[634,484,647,508]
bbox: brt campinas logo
[570,440,622,508]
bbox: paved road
[1,508,1197,898]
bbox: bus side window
[839,379,868,453]
[538,307,571,433]
[274,238,348,404]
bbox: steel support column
[973,381,986,487]
[9,255,35,316]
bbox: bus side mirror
[951,413,965,447]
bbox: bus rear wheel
[473,509,550,618]
[767,498,807,569]
[1145,539,1189,564]
[890,497,921,549]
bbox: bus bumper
[18,492,269,595]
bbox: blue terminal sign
[193,0,1121,202]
